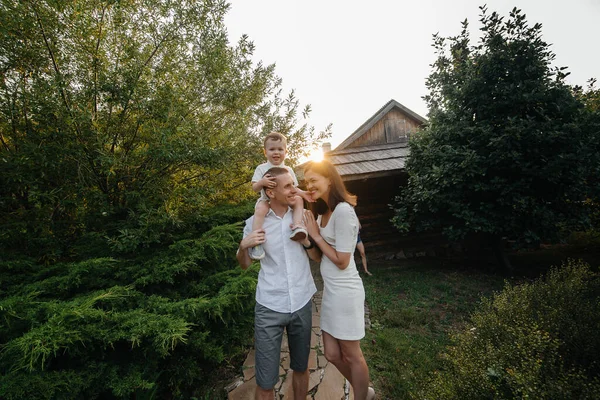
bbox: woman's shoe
[367,387,376,400]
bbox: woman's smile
[304,170,330,201]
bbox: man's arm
[237,229,265,270]
[300,237,321,262]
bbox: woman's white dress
[318,202,365,340]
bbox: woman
[301,160,375,400]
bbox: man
[237,167,319,400]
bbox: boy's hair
[263,132,287,148]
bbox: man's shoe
[289,227,307,241]
[249,244,265,260]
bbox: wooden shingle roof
[296,99,425,182]
[326,142,409,181]
[296,141,410,182]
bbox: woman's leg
[338,340,371,399]
[321,331,353,383]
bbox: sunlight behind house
[310,148,324,162]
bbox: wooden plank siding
[348,108,421,148]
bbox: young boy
[249,132,311,260]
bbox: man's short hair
[263,167,291,199]
[263,167,289,180]
[263,132,287,148]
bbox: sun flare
[309,148,324,162]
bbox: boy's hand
[297,189,315,203]
[260,174,277,188]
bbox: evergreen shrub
[421,259,600,399]
[0,205,257,399]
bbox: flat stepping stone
[314,363,345,400]
[228,377,257,400]
[279,369,323,399]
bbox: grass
[360,243,600,400]
[361,258,506,399]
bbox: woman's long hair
[304,160,357,216]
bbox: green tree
[393,6,593,269]
[0,0,328,256]
[0,0,329,398]
[574,79,600,228]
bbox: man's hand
[241,229,266,250]
[237,229,266,269]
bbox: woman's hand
[303,210,321,240]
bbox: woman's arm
[304,211,351,270]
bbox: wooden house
[298,99,435,254]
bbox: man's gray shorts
[254,300,312,390]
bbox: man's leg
[254,303,285,399]
[255,385,274,400]
[292,369,309,399]
[286,300,312,398]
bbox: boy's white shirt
[252,161,299,186]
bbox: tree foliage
[0,0,328,397]
[0,211,259,398]
[0,0,328,257]
[393,7,598,266]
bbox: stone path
[226,262,370,399]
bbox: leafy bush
[566,230,600,250]
[421,259,600,399]
[0,215,258,399]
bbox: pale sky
[225,0,600,150]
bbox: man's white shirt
[243,208,316,313]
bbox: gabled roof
[296,99,426,182]
[335,99,426,151]
[326,141,410,181]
